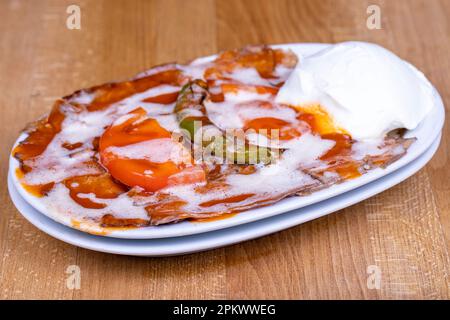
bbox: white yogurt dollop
[276,41,435,140]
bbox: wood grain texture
[0,0,448,299]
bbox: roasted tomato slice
[99,108,205,192]
[244,117,301,140]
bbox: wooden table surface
[0,0,449,300]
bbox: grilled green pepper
[175,80,273,164]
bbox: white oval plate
[8,134,441,256]
[9,43,445,239]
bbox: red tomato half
[99,108,205,192]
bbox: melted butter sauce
[12,46,407,228]
[87,69,182,111]
[15,168,54,197]
[142,91,179,104]
[199,193,255,208]
[294,106,361,179]
[64,174,127,209]
[13,100,65,162]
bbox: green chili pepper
[175,80,274,164]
